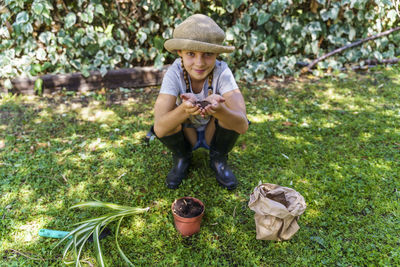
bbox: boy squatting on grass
[152,14,248,190]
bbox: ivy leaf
[32,2,44,15]
[96,50,105,61]
[348,27,356,41]
[93,59,101,67]
[320,9,330,21]
[344,10,354,21]
[373,51,383,62]
[34,78,43,96]
[244,43,252,57]
[65,12,77,29]
[311,40,319,55]
[114,45,125,54]
[308,21,322,32]
[95,4,105,16]
[364,10,374,20]
[4,79,12,89]
[21,23,33,35]
[36,48,47,61]
[137,31,147,44]
[80,12,89,23]
[70,59,81,70]
[320,4,340,21]
[256,42,268,53]
[230,0,244,9]
[242,14,251,30]
[248,5,258,15]
[226,4,234,13]
[257,11,271,26]
[105,24,114,36]
[16,11,29,24]
[269,0,288,15]
[153,36,164,50]
[85,6,95,23]
[387,10,397,22]
[107,38,117,48]
[255,70,265,81]
[154,54,164,69]
[330,5,340,20]
[123,53,131,61]
[100,65,108,77]
[225,29,234,41]
[0,26,10,38]
[80,36,89,46]
[39,32,52,45]
[81,65,90,77]
[148,47,157,59]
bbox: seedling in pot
[172,197,205,236]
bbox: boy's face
[178,50,218,83]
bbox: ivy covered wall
[1,0,399,89]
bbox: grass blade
[73,225,96,248]
[93,223,105,267]
[72,234,80,267]
[72,214,109,226]
[61,238,74,263]
[70,201,133,211]
[71,207,149,228]
[76,230,93,267]
[115,216,134,266]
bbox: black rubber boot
[209,122,240,190]
[155,129,192,189]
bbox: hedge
[1,0,399,89]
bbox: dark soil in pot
[173,198,204,218]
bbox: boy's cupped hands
[181,93,225,118]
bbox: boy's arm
[153,93,200,137]
[212,89,248,134]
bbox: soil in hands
[174,198,204,218]
[196,100,211,108]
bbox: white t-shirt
[159,58,239,129]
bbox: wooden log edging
[6,65,170,95]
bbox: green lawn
[1,67,400,266]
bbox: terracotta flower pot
[171,197,205,237]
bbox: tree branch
[304,26,400,72]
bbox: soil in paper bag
[264,190,289,208]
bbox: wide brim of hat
[164,39,235,54]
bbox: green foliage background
[1,0,400,87]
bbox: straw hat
[164,14,234,54]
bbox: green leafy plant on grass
[54,201,149,266]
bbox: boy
[152,14,248,190]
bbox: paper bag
[248,182,306,241]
